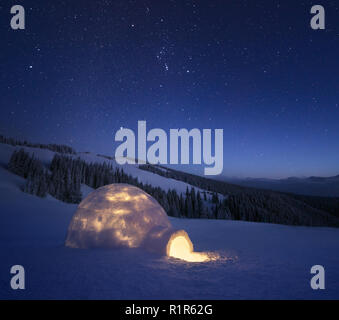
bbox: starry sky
[1,0,338,178]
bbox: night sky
[1,0,338,178]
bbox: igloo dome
[65,184,213,262]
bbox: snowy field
[0,163,339,300]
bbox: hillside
[0,137,339,228]
[0,139,339,299]
[0,159,339,299]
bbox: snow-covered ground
[0,144,339,299]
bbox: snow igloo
[65,184,211,262]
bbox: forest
[6,147,339,227]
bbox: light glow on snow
[167,232,213,263]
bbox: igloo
[65,184,212,262]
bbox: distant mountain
[224,175,339,197]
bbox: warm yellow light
[167,234,210,263]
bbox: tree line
[7,149,339,227]
[7,149,225,219]
[1,134,76,154]
[139,164,339,227]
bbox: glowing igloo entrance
[65,184,211,262]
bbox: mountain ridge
[0,134,338,227]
